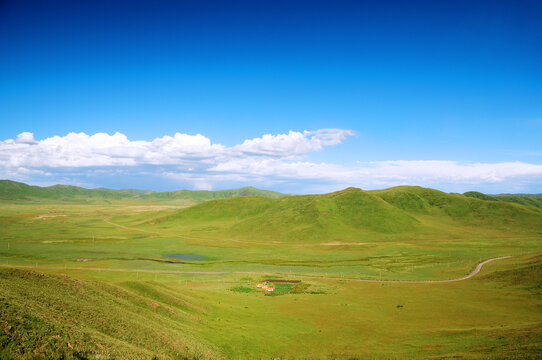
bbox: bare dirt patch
[36,214,67,219]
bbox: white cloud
[232,129,355,158]
[0,131,226,168]
[212,158,540,183]
[363,160,542,184]
[0,130,350,169]
[16,132,37,144]
[1,130,541,193]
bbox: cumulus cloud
[0,131,226,168]
[232,129,355,158]
[16,132,37,144]
[0,130,346,169]
[1,130,541,193]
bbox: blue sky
[1,0,541,193]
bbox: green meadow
[0,182,541,359]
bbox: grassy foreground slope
[0,180,284,204]
[0,268,220,360]
[149,186,542,243]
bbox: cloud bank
[1,130,541,193]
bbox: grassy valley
[0,182,541,359]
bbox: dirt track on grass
[0,256,511,284]
[296,256,512,283]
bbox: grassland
[0,184,541,359]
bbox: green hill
[0,180,285,204]
[3,179,541,242]
[142,186,285,203]
[150,186,542,243]
[159,187,420,242]
[373,186,542,232]
[499,193,542,198]
[0,180,135,201]
[463,190,542,209]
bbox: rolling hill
[464,191,542,209]
[157,187,420,241]
[3,179,541,243]
[150,186,542,243]
[0,179,285,204]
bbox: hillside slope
[159,187,420,242]
[371,186,542,237]
[373,186,542,230]
[464,191,542,209]
[0,268,219,359]
[151,186,542,243]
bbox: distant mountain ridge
[0,180,285,203]
[3,179,542,211]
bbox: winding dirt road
[296,256,512,283]
[0,256,511,284]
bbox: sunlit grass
[1,188,541,358]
